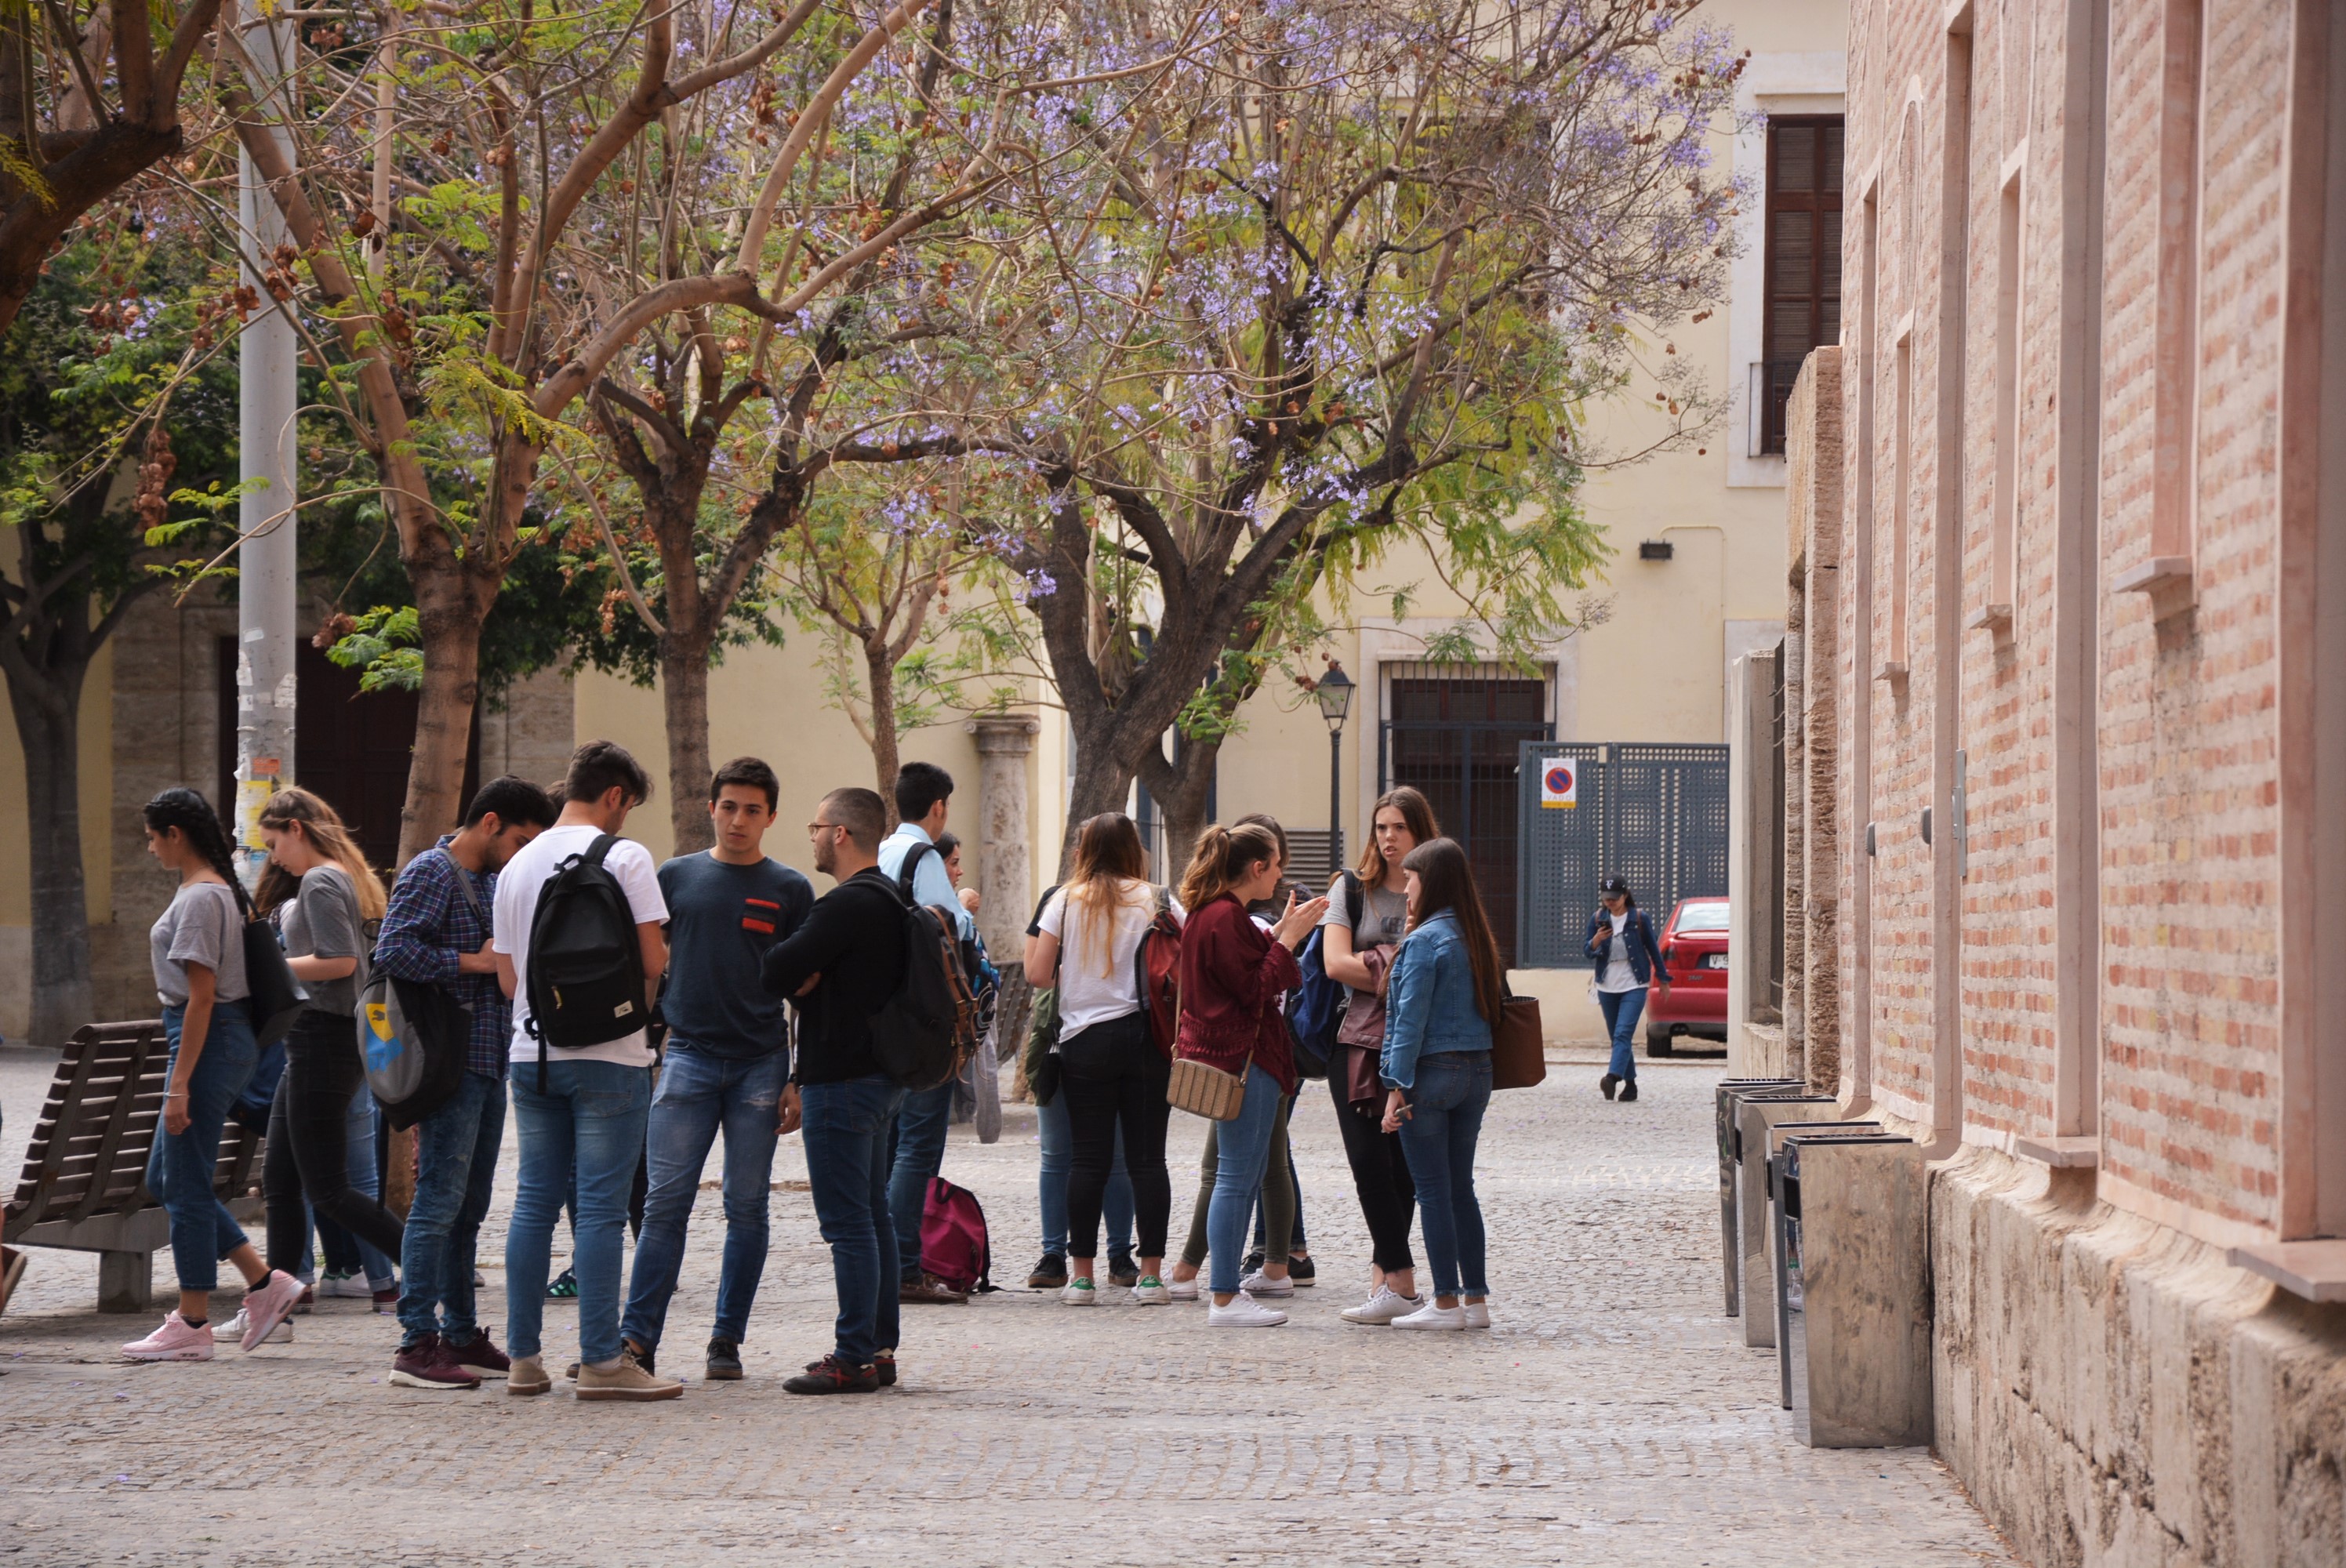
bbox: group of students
[1017,789,1502,1331]
[114,735,1510,1396]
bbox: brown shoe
[899,1272,969,1305]
[576,1352,682,1402]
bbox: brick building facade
[1778,0,2346,1560]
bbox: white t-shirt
[1595,911,1640,993]
[494,823,668,1069]
[1037,879,1184,1037]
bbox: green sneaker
[1059,1277,1098,1306]
[545,1268,579,1300]
[1130,1275,1171,1305]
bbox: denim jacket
[1379,911,1493,1091]
[1582,906,1664,985]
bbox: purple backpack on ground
[921,1177,993,1294]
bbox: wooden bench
[4,1021,266,1312]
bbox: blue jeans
[622,1046,786,1351]
[1598,987,1647,1079]
[398,1069,507,1348]
[1037,1091,1134,1259]
[800,1075,906,1367]
[1396,1051,1492,1298]
[1205,1064,1284,1296]
[506,1060,651,1366]
[884,1081,955,1283]
[151,1002,260,1292]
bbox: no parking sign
[1539,757,1578,809]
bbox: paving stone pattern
[0,1048,2014,1566]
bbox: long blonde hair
[1178,821,1281,915]
[1062,812,1149,978]
[1353,786,1441,892]
[256,786,389,921]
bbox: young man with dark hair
[378,775,558,1391]
[875,762,977,1305]
[760,786,910,1393]
[617,758,812,1382]
[494,742,677,1401]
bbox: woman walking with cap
[1584,876,1666,1102]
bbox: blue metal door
[1515,742,1730,967]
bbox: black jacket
[760,867,906,1084]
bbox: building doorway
[216,637,478,873]
[1378,666,1553,965]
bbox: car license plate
[1701,952,1727,970]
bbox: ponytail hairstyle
[1400,837,1505,1025]
[141,787,249,914]
[1353,786,1441,892]
[256,786,390,921]
[1177,821,1282,915]
[1064,812,1149,977]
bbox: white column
[234,11,299,883]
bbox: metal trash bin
[1763,1123,1886,1395]
[1770,1131,1930,1446]
[1714,1080,1803,1314]
[1735,1094,1837,1343]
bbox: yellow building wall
[569,634,1029,903]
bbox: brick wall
[1805,2,2346,1560]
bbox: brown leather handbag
[1167,1051,1251,1120]
[1490,993,1546,1090]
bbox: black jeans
[264,1011,407,1274]
[1060,1012,1172,1259]
[1328,1071,1416,1272]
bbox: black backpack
[358,858,481,1127]
[522,833,646,1087]
[870,850,981,1091]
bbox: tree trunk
[863,637,901,804]
[398,567,487,865]
[7,674,93,1049]
[662,632,714,855]
[1059,723,1138,877]
[1140,735,1220,886]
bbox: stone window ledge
[2228,1240,2346,1304]
[2012,1134,2099,1168]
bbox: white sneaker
[1393,1299,1468,1330]
[1239,1269,1295,1298]
[318,1269,372,1299]
[1462,1299,1491,1329]
[1167,1275,1200,1301]
[1060,1278,1099,1305]
[1130,1276,1171,1305]
[1206,1291,1287,1327]
[211,1307,291,1345]
[1340,1285,1423,1325]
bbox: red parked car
[1646,896,1729,1056]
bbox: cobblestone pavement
[0,1047,2014,1567]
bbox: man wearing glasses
[759,787,911,1394]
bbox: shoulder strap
[446,854,487,920]
[1153,884,1171,919]
[896,838,931,898]
[583,833,619,869]
[1341,869,1364,930]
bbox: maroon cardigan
[1174,893,1302,1094]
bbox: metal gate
[1515,741,1730,967]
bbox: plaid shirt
[375,836,509,1080]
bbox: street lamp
[1315,664,1354,868]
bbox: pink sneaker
[122,1310,216,1362]
[239,1271,306,1352]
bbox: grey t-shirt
[282,863,367,1015]
[150,880,249,1005]
[1320,875,1409,948]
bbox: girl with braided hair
[119,788,306,1362]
